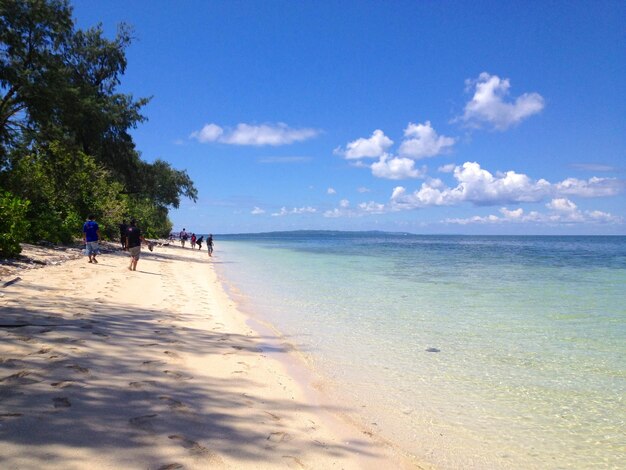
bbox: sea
[212,232,625,469]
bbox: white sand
[0,244,422,469]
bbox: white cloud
[339,199,350,208]
[460,72,544,130]
[358,201,386,214]
[271,206,318,217]
[546,198,577,212]
[251,206,265,215]
[327,187,337,195]
[323,208,343,218]
[438,163,456,173]
[571,163,619,172]
[391,162,552,208]
[445,204,622,226]
[554,177,624,197]
[500,207,524,219]
[371,155,426,180]
[399,121,456,159]
[190,123,224,143]
[338,129,394,159]
[190,122,319,146]
[357,187,371,193]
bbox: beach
[0,243,417,469]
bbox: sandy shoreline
[0,243,421,469]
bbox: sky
[71,0,626,235]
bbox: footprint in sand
[31,347,52,355]
[51,380,75,388]
[264,411,281,422]
[163,370,193,380]
[267,431,294,444]
[129,414,158,432]
[1,371,42,385]
[66,365,89,374]
[53,397,71,408]
[159,396,189,413]
[163,350,180,359]
[156,464,183,470]
[142,360,167,368]
[282,455,306,469]
[129,380,157,389]
[91,331,109,338]
[167,435,211,457]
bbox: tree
[0,0,197,247]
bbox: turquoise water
[213,233,626,469]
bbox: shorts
[128,246,141,258]
[85,241,99,256]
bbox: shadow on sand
[0,270,380,468]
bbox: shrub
[0,191,30,257]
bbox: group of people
[82,215,145,271]
[82,217,214,272]
[177,228,214,256]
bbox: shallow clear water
[214,233,626,469]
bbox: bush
[0,191,30,257]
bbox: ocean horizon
[212,232,625,469]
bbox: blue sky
[72,0,625,235]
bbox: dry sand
[0,243,421,469]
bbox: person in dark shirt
[119,220,128,250]
[82,214,100,264]
[126,219,144,271]
[207,234,213,257]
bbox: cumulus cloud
[327,187,337,195]
[445,202,622,225]
[337,122,455,179]
[357,187,371,193]
[190,122,319,146]
[371,155,426,180]
[358,201,386,214]
[190,123,224,143]
[459,72,544,130]
[390,162,551,208]
[546,198,577,212]
[399,121,456,159]
[336,129,394,159]
[251,206,265,215]
[554,177,624,197]
[271,206,318,217]
[389,162,625,211]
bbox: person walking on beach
[207,234,213,257]
[180,228,188,248]
[126,219,144,271]
[191,233,197,249]
[196,235,204,250]
[119,219,128,250]
[82,214,101,264]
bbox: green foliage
[128,198,173,239]
[7,142,128,243]
[0,0,198,248]
[0,190,30,257]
